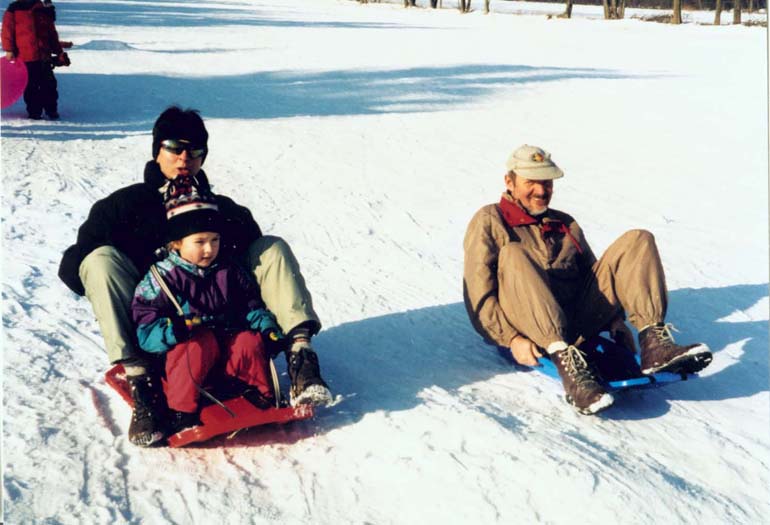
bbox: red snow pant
[163,329,273,413]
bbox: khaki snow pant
[243,235,321,337]
[80,246,142,364]
[79,237,320,365]
[497,229,667,351]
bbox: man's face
[156,139,204,180]
[505,173,553,215]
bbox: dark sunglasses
[160,139,207,159]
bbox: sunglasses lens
[161,140,206,158]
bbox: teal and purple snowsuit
[131,251,281,412]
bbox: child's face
[172,232,220,267]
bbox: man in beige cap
[463,144,712,415]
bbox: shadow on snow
[55,0,433,30]
[182,283,768,448]
[310,283,769,431]
[1,64,638,140]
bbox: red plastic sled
[105,364,313,447]
[1,57,28,110]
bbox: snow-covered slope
[2,1,768,523]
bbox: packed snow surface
[2,0,768,523]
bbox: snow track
[2,0,768,523]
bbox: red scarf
[497,196,583,254]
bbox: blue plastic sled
[502,335,700,391]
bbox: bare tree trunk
[603,0,620,18]
[733,0,742,23]
[714,0,723,23]
[618,0,626,18]
[748,0,754,12]
[672,0,682,23]
[564,0,573,18]
[484,0,490,13]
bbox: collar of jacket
[166,249,219,277]
[143,160,211,192]
[497,193,584,254]
[497,192,541,227]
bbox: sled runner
[529,335,708,391]
[105,364,314,447]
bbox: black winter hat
[164,175,221,242]
[152,106,209,161]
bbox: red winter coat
[2,0,62,62]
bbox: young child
[131,174,282,435]
[2,0,69,119]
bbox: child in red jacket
[2,0,68,119]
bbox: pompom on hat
[163,176,221,242]
[505,145,564,180]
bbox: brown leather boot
[639,323,712,375]
[286,340,333,407]
[551,345,614,415]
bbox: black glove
[169,316,191,343]
[52,52,70,67]
[262,328,288,359]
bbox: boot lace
[650,323,679,344]
[559,345,595,384]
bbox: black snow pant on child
[24,60,58,118]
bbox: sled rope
[269,359,281,408]
[150,264,236,418]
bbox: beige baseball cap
[505,144,564,180]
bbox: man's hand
[608,315,636,353]
[5,51,16,61]
[509,335,543,366]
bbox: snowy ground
[2,0,768,523]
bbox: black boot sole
[642,348,713,376]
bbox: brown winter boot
[127,374,166,447]
[286,339,333,407]
[639,323,712,375]
[551,345,614,415]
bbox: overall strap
[149,265,184,317]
